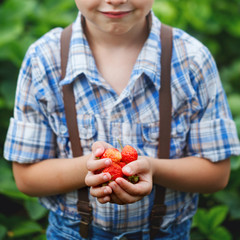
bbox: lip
[101,11,132,19]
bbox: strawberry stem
[117,139,123,150]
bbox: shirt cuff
[187,118,240,162]
[4,118,56,163]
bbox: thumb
[92,141,112,157]
[122,158,146,176]
[122,161,138,176]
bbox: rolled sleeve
[3,41,58,163]
[186,46,240,162]
[188,118,240,162]
[4,118,56,163]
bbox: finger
[122,158,148,176]
[92,141,113,157]
[85,171,111,187]
[97,195,111,204]
[90,185,112,198]
[109,192,125,205]
[109,181,140,204]
[87,156,112,172]
[115,177,152,196]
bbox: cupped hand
[85,141,114,204]
[108,156,154,205]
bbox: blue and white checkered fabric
[4,11,240,233]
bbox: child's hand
[85,141,114,203]
[86,143,153,204]
[107,156,153,205]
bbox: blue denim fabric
[46,211,191,240]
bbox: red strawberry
[94,168,103,175]
[102,163,123,181]
[101,148,122,163]
[94,144,139,184]
[118,162,126,168]
[120,145,139,184]
[121,145,138,164]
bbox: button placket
[176,124,184,134]
[60,125,68,135]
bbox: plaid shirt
[4,11,240,233]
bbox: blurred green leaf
[11,221,42,237]
[153,1,178,23]
[193,209,209,234]
[228,94,240,117]
[0,68,17,109]
[208,205,228,229]
[221,60,240,95]
[193,205,230,238]
[0,159,30,200]
[209,226,232,240]
[33,234,47,240]
[214,190,240,220]
[24,199,48,221]
[230,155,240,171]
[0,22,23,47]
[234,117,240,138]
[0,225,7,240]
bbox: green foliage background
[0,0,240,239]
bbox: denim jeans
[46,211,192,240]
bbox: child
[4,0,240,239]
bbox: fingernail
[105,159,111,166]
[110,182,116,189]
[115,178,121,184]
[95,148,103,157]
[103,174,109,181]
[104,188,109,194]
[103,196,109,202]
[123,166,132,174]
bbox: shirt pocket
[77,114,98,156]
[141,121,188,159]
[54,114,97,158]
[141,121,159,157]
[170,120,188,158]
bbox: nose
[105,0,127,5]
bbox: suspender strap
[150,23,173,239]
[61,24,83,157]
[60,24,92,239]
[60,23,172,239]
[158,24,172,160]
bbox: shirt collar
[60,11,162,90]
[132,11,161,90]
[60,12,96,86]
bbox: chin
[105,24,132,35]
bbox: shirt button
[150,131,159,139]
[60,125,68,134]
[176,124,184,134]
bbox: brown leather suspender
[150,24,173,239]
[61,24,92,239]
[61,27,83,158]
[60,23,172,239]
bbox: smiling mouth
[101,11,132,19]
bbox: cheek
[74,0,81,10]
[139,0,154,14]
[74,0,97,12]
[144,0,154,6]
